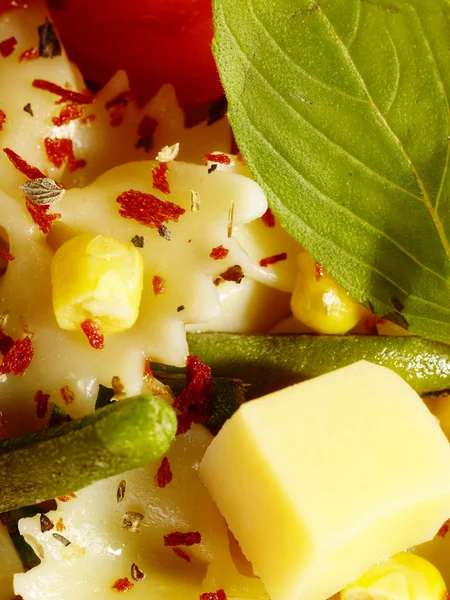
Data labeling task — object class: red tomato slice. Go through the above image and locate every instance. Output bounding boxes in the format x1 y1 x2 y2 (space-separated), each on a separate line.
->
47 0 223 109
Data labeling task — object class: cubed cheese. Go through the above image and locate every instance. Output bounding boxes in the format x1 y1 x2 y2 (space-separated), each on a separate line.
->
199 361 450 600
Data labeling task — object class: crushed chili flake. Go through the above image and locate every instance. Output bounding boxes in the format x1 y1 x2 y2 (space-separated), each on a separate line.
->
112 578 134 592
259 252 288 268
261 207 276 228
136 115 157 153
163 531 201 547
23 103 33 116
32 79 94 105
56 517 65 532
438 519 450 537
0 109 5 131
52 103 84 127
26 198 61 234
44 137 86 172
81 113 96 125
152 162 171 194
155 456 173 488
0 250 14 261
210 245 229 260
40 513 54 533
220 265 245 284
0 37 17 57
0 336 34 376
38 19 61 58
60 385 75 405
314 262 324 281
81 318 104 350
117 189 185 230
176 412 194 435
19 46 39 62
0 332 14 356
131 563 145 582
58 493 77 502
3 147 46 179
152 275 165 296
204 153 231 165
200 590 227 600
173 547 191 562
173 356 212 424
34 390 50 419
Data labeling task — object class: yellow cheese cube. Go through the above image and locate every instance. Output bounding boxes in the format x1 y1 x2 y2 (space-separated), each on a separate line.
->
199 361 450 600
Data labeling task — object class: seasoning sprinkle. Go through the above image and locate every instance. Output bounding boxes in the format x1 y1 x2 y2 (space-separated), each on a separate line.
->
190 190 200 213
208 164 218 175
200 590 227 600
19 46 39 62
40 513 54 533
0 37 17 58
56 518 65 532
52 533 71 546
131 235 144 248
122 512 144 533
227 200 235 238
117 480 126 503
58 493 77 502
25 199 61 234
210 245 229 260
3 147 46 179
163 531 201 547
60 385 75 405
173 356 212 424
204 153 231 166
152 275 165 296
81 319 104 350
23 103 33 116
156 143 179 163
117 189 185 230
172 547 191 562
261 207 276 227
0 250 14 262
0 109 5 131
44 137 86 172
21 177 65 205
220 265 245 284
112 578 134 592
155 457 173 488
32 79 94 105
152 162 171 194
52 103 84 127
34 390 50 419
259 252 288 267
177 305 185 312
131 563 145 582
0 336 34 376
158 225 172 241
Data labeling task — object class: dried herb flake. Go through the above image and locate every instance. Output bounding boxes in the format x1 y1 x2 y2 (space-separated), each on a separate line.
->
21 178 65 205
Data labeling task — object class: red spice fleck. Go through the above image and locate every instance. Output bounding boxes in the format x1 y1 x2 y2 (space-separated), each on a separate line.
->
0 336 34 376
3 147 46 179
117 189 185 230
58 493 77 502
204 153 231 165
18 46 39 62
32 79 94 105
152 275 165 296
81 114 96 125
163 531 201 547
210 245 229 260
105 91 130 127
259 252 288 267
176 412 194 435
60 385 75 405
261 207 276 228
438 520 450 537
172 548 191 562
0 36 17 57
44 138 86 172
52 103 84 127
26 198 61 234
0 332 14 356
34 390 49 419
105 91 130 111
155 457 173 488
200 590 227 600
152 162 171 194
173 356 212 424
80 319 104 350
112 578 134 592
0 250 14 261
314 262 324 281
0 109 5 131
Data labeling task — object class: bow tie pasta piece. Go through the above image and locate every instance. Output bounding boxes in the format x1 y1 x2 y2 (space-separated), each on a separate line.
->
14 421 268 600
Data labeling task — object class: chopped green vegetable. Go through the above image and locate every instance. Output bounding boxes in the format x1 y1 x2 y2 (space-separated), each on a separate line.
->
187 333 450 399
0 395 176 513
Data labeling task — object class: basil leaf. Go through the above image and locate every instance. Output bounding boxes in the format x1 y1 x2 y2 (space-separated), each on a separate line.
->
213 0 450 341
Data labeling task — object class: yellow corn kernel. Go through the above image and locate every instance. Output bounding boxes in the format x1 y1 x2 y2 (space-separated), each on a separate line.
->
341 553 447 600
51 234 144 335
290 252 364 334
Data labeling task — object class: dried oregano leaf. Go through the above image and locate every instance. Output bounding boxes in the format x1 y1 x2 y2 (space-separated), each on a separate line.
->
21 178 65 205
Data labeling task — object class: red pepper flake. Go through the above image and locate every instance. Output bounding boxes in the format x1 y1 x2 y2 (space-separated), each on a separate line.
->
0 336 33 376
19 46 39 62
259 252 288 267
136 115 157 152
176 412 194 435
172 547 191 562
32 79 94 105
173 356 212 424
163 531 201 547
80 318 104 350
0 332 14 356
203 153 231 165
26 198 61 234
314 262 324 281
52 103 84 127
112 578 134 593
3 147 46 179
152 162 171 194
44 137 86 172
0 250 14 261
261 207 276 228
438 519 450 537
0 36 17 57
155 457 173 488
34 390 49 419
81 114 96 125
60 385 75 405
210 245 229 260
117 189 185 230
58 493 77 502
152 275 165 296
200 591 227 600
0 109 5 131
